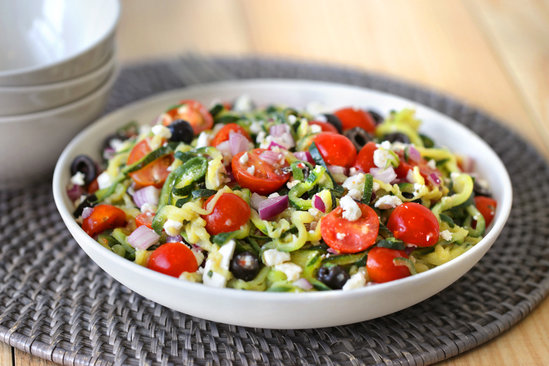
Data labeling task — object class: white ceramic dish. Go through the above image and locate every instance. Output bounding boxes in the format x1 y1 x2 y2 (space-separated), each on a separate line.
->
52 80 512 329
0 65 118 189
0 0 119 86
0 53 116 116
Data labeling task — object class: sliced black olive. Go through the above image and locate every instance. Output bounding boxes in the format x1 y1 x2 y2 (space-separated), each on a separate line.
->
322 113 343 133
343 127 374 151
168 119 194 143
473 179 492 197
230 251 260 281
317 265 349 289
367 109 384 125
70 155 97 185
73 194 97 218
382 132 411 144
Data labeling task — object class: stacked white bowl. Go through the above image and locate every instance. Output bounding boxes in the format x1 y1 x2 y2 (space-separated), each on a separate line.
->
0 0 120 189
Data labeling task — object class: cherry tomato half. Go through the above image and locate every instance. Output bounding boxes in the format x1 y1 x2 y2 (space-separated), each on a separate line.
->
135 212 154 229
232 148 291 195
395 152 442 186
320 202 379 253
387 202 439 247
474 196 497 226
353 141 378 173
147 242 198 277
164 99 214 135
202 193 251 235
309 121 338 133
82 204 127 237
210 123 251 147
333 107 376 133
366 247 411 283
313 132 357 168
127 138 174 188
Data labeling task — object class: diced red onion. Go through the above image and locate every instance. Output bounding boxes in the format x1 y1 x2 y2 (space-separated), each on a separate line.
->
293 278 313 291
312 194 326 213
259 150 282 165
428 172 442 185
371 167 397 183
273 132 295 149
67 184 83 201
250 192 266 210
166 235 183 243
269 124 290 137
460 156 475 172
293 151 315 164
408 146 421 163
229 131 251 155
133 186 160 209
127 226 160 250
82 207 93 219
268 141 286 150
328 165 347 176
216 140 232 157
258 195 289 220
327 247 339 254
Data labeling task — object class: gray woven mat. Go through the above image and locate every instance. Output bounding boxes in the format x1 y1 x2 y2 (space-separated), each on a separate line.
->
1 57 549 366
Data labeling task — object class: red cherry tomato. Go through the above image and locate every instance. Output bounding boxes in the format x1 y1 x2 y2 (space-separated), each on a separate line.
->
474 196 497 226
164 99 213 135
395 152 441 186
366 247 411 283
147 242 198 277
313 132 357 168
309 121 338 133
135 212 154 229
127 138 174 188
353 141 378 173
87 177 99 194
210 123 251 147
387 202 439 247
333 107 376 133
320 202 379 253
231 148 291 195
202 193 251 235
82 204 127 237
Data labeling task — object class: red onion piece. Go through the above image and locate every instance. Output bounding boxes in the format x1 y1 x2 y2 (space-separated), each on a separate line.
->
229 131 251 155
250 192 266 210
293 278 313 291
133 186 160 209
428 172 442 185
269 124 290 137
408 146 421 163
259 150 282 165
67 184 83 201
216 140 232 157
166 235 183 243
82 207 93 219
258 195 289 220
371 167 397 183
268 141 286 150
328 165 347 176
127 226 160 250
312 194 326 212
293 151 315 164
273 132 295 149
460 156 475 172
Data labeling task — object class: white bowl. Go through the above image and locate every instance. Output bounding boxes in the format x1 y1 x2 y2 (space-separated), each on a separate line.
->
0 65 118 189
52 80 512 329
0 53 116 116
0 0 120 87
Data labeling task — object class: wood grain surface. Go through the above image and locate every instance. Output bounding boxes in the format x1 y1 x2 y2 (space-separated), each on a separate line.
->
3 1 548 365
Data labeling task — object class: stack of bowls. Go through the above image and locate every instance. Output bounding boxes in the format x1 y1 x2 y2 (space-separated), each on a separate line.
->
0 0 120 189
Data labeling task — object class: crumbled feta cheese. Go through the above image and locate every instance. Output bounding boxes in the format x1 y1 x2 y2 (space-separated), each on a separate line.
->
373 148 391 168
372 182 380 192
374 195 403 209
305 101 330 115
391 142 408 152
336 232 346 240
256 131 266 145
263 249 291 266
427 159 437 169
233 94 253 112
239 152 249 164
310 124 322 134
203 240 236 288
349 167 359 176
342 267 367 290
192 248 205 266
413 183 425 195
274 263 302 281
96 172 112 189
71 171 86 186
440 230 453 241
268 192 280 198
249 122 263 134
195 132 211 148
287 180 301 189
163 219 183 236
140 203 156 213
109 138 125 151
342 173 365 200
287 115 297 124
246 165 255 175
379 140 392 150
340 195 362 221
139 124 152 136
151 124 172 139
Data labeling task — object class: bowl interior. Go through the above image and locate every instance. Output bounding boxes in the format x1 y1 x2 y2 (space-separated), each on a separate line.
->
53 79 512 328
0 0 119 74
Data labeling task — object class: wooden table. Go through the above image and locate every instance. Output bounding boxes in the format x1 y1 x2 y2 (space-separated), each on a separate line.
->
3 1 548 364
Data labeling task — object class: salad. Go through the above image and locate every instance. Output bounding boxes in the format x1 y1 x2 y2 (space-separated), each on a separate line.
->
67 96 498 292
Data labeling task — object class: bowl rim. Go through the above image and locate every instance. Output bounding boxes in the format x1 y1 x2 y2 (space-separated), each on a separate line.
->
0 63 119 124
52 78 513 304
0 0 120 79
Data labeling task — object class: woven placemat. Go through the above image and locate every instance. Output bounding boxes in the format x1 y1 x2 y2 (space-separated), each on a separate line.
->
1 57 549 366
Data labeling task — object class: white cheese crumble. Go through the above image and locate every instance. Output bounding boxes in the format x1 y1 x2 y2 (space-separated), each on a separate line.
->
140 203 157 214
246 165 255 175
342 267 368 291
151 124 172 139
96 172 112 190
263 249 291 266
71 172 86 186
374 195 403 209
305 101 330 116
427 159 437 169
233 94 253 112
256 131 266 145
192 248 205 266
202 240 236 288
249 122 263 134
274 263 302 281
340 195 362 221
195 132 211 148
342 173 366 200
239 152 249 164
309 124 322 134
163 219 183 236
286 180 301 189
379 140 392 150
336 232 347 240
372 182 381 192
373 148 391 168
287 115 297 124
440 230 453 241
